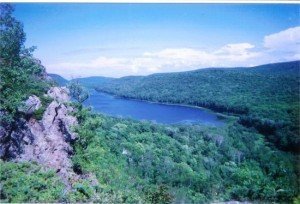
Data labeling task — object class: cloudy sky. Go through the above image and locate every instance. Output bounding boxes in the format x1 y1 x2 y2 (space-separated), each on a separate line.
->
14 3 300 79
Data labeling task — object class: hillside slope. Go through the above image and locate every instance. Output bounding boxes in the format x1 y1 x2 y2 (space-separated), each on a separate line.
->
1 4 299 203
49 74 113 89
49 73 69 86
97 61 300 152
72 76 113 88
97 61 299 118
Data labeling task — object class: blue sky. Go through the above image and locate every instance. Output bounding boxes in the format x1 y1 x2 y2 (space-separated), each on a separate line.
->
14 3 300 78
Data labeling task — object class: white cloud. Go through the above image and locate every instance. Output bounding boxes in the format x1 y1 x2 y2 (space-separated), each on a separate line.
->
215 43 260 62
262 26 300 62
215 43 254 55
144 48 209 60
132 44 259 73
58 57 128 69
47 57 131 79
47 26 300 79
264 26 300 52
140 48 217 71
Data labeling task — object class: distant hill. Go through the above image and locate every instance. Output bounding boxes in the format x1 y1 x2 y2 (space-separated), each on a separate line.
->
245 60 300 75
96 61 300 118
50 61 300 113
48 73 69 86
96 61 300 152
48 74 114 88
71 76 113 88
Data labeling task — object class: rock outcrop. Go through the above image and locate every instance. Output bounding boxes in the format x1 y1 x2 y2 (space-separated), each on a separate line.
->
0 87 81 187
17 87 79 186
0 114 34 159
47 86 70 103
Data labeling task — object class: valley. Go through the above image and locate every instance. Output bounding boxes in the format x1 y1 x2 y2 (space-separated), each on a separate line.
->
1 3 299 204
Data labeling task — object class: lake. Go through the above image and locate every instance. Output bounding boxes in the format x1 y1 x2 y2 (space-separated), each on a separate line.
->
84 90 225 126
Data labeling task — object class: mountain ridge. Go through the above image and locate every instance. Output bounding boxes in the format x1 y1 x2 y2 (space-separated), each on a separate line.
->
49 60 300 85
95 60 300 153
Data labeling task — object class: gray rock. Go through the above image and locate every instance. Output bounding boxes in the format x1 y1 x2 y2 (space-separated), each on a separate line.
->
1 87 99 189
47 87 70 103
16 87 79 187
19 95 42 115
0 117 34 160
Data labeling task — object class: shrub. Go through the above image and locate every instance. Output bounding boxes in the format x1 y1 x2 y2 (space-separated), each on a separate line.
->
0 160 64 202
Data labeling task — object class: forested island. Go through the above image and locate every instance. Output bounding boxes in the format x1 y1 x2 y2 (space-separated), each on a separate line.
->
0 4 299 203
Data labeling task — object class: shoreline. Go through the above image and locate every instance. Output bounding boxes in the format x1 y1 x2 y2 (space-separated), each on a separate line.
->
94 89 236 121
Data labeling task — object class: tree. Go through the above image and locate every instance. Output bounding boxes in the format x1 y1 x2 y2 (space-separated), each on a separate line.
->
0 4 25 66
67 80 89 103
0 3 48 122
145 185 173 204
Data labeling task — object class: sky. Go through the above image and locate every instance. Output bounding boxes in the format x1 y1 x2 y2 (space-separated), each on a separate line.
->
14 3 300 79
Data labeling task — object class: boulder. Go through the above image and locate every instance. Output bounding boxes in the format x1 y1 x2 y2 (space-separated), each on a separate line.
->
19 95 42 115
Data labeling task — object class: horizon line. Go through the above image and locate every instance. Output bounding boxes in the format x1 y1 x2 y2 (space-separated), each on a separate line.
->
48 59 300 80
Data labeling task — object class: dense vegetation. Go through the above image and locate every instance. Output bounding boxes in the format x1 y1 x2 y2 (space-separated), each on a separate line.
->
96 62 300 152
0 4 51 123
1 103 299 202
71 76 112 88
0 4 60 202
0 161 64 202
69 106 299 202
1 3 299 203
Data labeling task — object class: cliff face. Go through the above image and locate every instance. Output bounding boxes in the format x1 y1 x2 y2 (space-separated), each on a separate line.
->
0 87 81 187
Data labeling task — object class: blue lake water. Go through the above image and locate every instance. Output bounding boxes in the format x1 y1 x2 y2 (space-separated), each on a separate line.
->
84 90 225 126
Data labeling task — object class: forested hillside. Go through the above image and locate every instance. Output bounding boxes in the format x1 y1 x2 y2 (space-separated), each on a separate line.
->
72 76 113 88
48 73 68 86
49 74 113 88
69 107 299 203
97 61 299 119
96 61 300 152
1 4 299 203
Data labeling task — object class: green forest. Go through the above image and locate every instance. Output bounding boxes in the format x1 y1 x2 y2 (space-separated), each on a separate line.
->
96 62 300 153
0 4 299 203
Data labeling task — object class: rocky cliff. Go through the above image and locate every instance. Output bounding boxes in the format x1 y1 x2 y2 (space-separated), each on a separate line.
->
0 86 89 188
